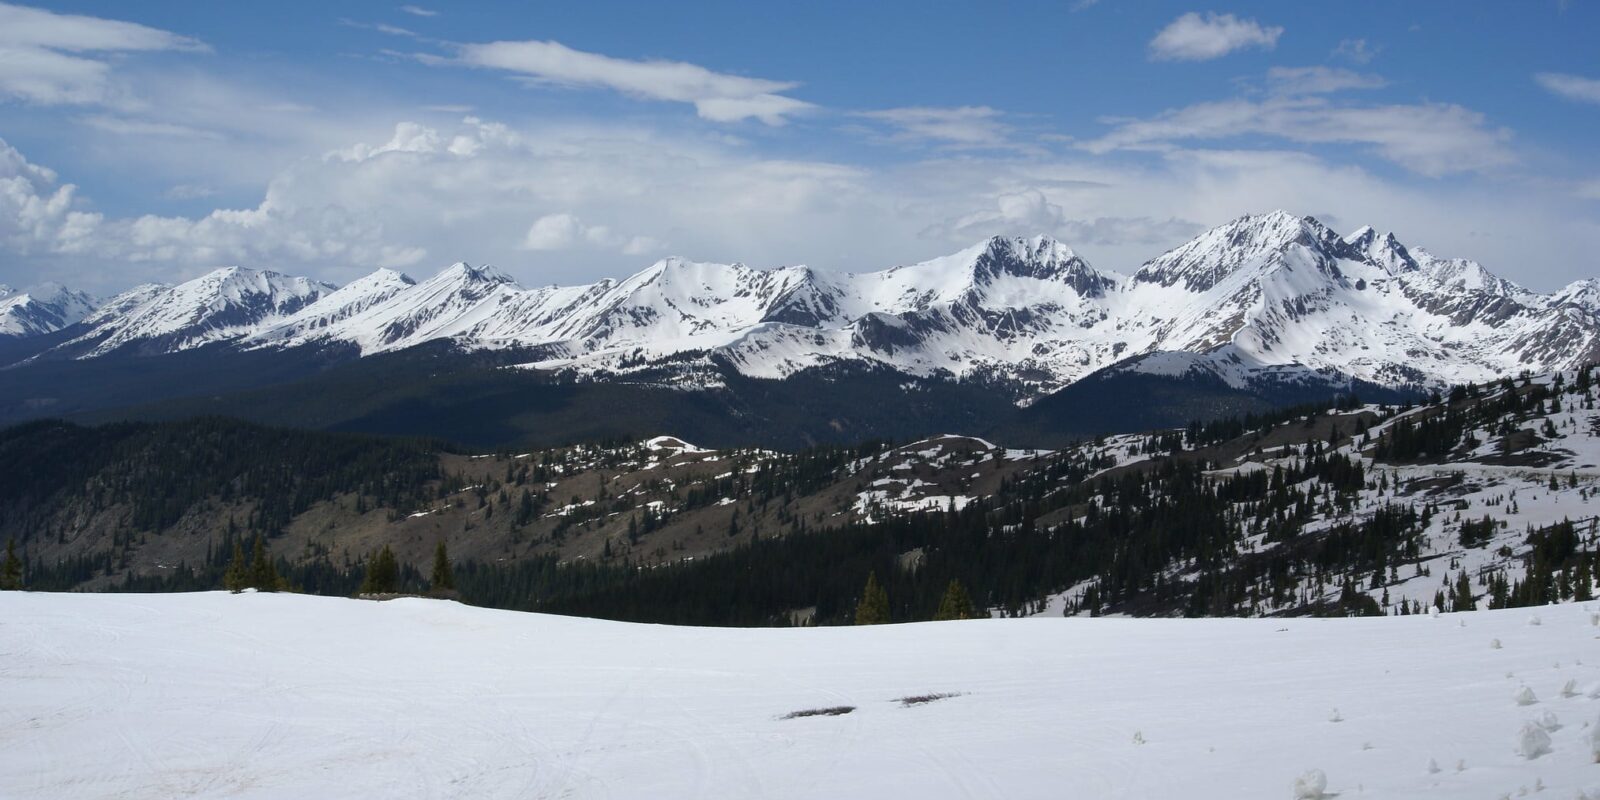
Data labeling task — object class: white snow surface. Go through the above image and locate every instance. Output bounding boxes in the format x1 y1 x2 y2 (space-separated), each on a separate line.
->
5 591 1600 799
33 212 1600 399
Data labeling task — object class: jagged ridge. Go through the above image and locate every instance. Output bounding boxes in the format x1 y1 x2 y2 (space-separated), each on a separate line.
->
12 214 1600 402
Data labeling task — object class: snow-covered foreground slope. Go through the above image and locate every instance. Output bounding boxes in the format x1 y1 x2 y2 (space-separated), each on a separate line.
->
4 592 1599 799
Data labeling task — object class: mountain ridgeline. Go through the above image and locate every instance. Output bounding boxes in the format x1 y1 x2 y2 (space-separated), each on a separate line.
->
5 366 1598 624
1 211 1595 447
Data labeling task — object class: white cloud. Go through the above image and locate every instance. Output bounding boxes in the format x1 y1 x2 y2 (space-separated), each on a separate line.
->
1083 95 1512 177
1265 66 1385 96
81 114 225 139
521 212 662 255
1148 12 1282 62
929 189 1202 246
331 120 447 160
399 5 437 17
0 2 206 106
340 19 418 39
856 106 1010 147
443 39 814 125
1535 72 1600 105
1332 38 1379 64
0 133 422 284
163 183 215 200
4 115 1597 295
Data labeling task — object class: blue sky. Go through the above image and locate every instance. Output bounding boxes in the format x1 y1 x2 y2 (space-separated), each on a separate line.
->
0 0 1597 293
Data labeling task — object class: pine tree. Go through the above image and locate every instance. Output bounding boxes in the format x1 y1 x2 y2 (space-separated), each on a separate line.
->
223 539 249 592
248 536 281 592
854 571 890 625
430 540 454 591
933 578 977 621
1452 571 1475 611
359 544 399 595
0 538 21 590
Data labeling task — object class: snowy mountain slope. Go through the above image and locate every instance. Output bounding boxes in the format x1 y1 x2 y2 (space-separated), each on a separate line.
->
0 282 96 337
46 267 335 358
24 213 1600 400
245 268 415 347
4 590 1599 800
1110 212 1600 392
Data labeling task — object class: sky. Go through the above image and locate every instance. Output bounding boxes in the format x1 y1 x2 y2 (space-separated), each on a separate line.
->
0 0 1597 295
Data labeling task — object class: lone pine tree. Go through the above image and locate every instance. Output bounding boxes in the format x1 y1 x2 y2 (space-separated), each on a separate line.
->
0 538 21 590
223 539 250 592
854 571 890 625
360 544 399 595
431 540 454 591
934 578 977 621
248 536 281 592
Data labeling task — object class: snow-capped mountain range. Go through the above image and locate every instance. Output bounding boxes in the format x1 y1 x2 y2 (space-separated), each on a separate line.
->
12 211 1600 401
0 282 96 338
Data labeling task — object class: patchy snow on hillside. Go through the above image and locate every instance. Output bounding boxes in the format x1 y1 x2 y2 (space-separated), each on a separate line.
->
4 591 1600 799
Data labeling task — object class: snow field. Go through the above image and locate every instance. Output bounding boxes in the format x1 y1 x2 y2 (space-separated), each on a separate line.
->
3 592 1600 799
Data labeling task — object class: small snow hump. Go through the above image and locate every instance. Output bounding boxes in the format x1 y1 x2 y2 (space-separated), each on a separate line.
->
1292 768 1328 799
1514 685 1538 706
1516 722 1552 760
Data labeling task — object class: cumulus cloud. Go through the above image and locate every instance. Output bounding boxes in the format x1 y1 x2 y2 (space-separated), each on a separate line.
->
0 119 875 288
440 39 813 125
0 1 206 106
0 133 422 283
1535 72 1600 105
1148 12 1282 62
0 136 99 255
5 114 1598 295
1083 95 1512 177
855 106 1011 147
521 212 662 255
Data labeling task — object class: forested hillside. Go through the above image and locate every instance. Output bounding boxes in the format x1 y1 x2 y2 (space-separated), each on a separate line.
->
3 367 1597 624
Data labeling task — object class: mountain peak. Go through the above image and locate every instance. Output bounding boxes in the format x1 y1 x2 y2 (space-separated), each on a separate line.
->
1344 225 1377 244
972 234 1110 295
368 267 416 285
0 280 97 338
437 262 516 287
1134 211 1335 292
1338 226 1419 274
